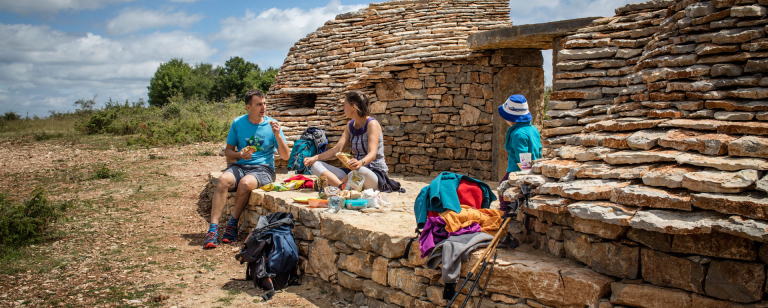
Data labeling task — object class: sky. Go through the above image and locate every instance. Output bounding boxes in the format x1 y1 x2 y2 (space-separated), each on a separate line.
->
0 0 636 117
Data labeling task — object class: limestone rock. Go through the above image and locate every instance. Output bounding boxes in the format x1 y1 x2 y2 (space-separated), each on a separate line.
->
387 267 428 297
466 246 612 308
657 129 737 155
527 195 575 215
629 209 720 235
627 129 667 150
705 260 765 303
642 164 701 189
714 111 756 121
604 149 679 165
627 228 673 252
539 180 630 201
538 159 582 179
372 257 389 286
556 145 588 160
658 119 728 131
573 217 628 239
586 119 665 132
338 251 375 278
575 147 617 161
599 164 658 180
611 184 692 210
641 249 706 293
681 170 758 193
713 215 768 243
672 231 757 261
695 191 768 219
728 136 768 158
376 81 406 101
676 152 768 171
589 242 639 279
718 121 768 136
567 201 637 226
610 283 693 308
542 126 585 138
309 238 339 281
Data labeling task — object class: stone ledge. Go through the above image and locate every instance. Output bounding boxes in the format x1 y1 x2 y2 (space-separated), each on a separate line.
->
468 17 603 50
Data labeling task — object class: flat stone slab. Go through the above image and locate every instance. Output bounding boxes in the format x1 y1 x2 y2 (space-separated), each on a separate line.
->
627 129 668 150
539 179 631 200
611 185 692 211
629 209 768 242
658 129 737 155
586 119 666 132
729 135 768 159
692 192 768 220
535 159 583 179
604 149 680 165
682 170 759 194
568 201 638 226
462 245 613 308
642 165 701 189
468 17 602 50
527 195 575 215
657 119 730 130
676 152 768 171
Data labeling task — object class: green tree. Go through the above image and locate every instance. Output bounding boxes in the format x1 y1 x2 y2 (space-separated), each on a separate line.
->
183 63 219 99
211 56 259 101
245 67 279 94
147 58 192 107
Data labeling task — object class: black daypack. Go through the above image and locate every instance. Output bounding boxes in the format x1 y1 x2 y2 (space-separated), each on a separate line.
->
235 212 300 301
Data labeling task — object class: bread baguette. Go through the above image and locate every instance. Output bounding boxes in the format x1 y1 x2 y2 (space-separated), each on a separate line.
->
335 152 354 169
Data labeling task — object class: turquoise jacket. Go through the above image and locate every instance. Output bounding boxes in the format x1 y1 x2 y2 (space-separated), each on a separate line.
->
505 121 542 172
413 172 497 226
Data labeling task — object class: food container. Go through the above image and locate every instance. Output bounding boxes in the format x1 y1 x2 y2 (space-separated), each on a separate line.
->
308 199 329 208
345 199 369 210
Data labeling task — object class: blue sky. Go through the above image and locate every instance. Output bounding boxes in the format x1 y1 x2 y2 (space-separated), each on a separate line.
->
0 0 634 117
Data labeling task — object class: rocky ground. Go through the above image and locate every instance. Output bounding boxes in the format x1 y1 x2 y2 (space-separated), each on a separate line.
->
0 137 357 308
0 136 465 308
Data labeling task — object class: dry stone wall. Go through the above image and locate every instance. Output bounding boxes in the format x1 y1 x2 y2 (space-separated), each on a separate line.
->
208 173 616 308
266 0 520 180
505 0 768 307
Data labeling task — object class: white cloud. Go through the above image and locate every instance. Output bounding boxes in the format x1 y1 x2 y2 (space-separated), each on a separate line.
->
508 0 635 85
0 0 133 15
213 0 367 56
509 0 635 25
0 23 217 116
107 7 204 35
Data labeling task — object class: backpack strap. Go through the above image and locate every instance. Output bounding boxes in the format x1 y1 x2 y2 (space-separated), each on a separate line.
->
400 227 422 260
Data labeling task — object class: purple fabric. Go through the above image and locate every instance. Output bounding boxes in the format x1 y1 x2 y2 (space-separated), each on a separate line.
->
419 216 483 258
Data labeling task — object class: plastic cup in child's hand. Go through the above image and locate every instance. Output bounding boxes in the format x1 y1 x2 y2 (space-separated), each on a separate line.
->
519 153 532 170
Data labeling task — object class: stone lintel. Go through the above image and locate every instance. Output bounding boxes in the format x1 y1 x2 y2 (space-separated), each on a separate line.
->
468 17 604 50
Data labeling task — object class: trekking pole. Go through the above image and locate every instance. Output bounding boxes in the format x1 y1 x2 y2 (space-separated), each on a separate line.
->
475 250 499 308
458 218 510 308
445 214 513 307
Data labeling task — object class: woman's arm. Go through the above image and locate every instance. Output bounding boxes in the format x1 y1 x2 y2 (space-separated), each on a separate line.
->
304 125 349 166
349 119 381 169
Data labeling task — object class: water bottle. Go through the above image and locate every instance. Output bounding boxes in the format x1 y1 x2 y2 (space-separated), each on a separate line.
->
328 196 343 213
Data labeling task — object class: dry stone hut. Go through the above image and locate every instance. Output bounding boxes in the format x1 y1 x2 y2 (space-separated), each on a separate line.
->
214 0 768 307
478 0 768 306
267 0 557 180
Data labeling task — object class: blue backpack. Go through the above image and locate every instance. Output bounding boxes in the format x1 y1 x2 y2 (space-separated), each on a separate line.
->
264 224 298 275
287 139 317 174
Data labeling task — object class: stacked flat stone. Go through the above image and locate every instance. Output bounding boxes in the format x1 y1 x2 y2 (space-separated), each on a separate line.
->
267 0 513 180
208 172 617 308
509 0 768 306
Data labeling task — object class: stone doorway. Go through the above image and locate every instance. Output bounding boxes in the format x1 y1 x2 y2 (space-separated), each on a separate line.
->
490 49 545 181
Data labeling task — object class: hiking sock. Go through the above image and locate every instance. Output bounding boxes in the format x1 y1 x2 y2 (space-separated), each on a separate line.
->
227 217 239 228
209 223 219 234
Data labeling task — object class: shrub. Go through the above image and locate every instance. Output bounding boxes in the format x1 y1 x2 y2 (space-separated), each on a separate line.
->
3 111 21 121
0 187 69 248
91 166 125 180
77 110 117 134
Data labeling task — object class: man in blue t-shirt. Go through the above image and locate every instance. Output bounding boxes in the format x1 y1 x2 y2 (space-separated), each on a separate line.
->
204 89 289 249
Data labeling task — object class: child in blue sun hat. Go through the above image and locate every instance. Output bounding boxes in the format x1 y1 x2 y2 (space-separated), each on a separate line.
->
497 94 542 211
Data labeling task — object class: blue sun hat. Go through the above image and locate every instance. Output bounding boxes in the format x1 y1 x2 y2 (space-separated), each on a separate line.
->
498 94 532 122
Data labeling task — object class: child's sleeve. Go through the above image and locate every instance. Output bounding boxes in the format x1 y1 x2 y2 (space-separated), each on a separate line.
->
510 133 530 165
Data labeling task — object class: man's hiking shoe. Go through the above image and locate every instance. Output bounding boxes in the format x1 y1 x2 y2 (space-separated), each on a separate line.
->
221 224 238 243
204 231 218 249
